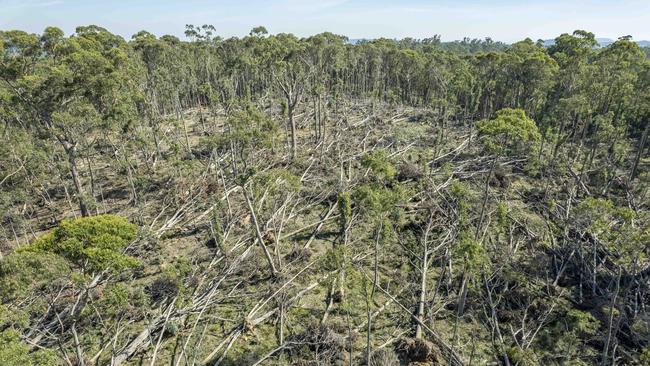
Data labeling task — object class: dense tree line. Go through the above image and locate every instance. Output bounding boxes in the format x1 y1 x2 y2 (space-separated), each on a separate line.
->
3 27 650 220
1 25 649 365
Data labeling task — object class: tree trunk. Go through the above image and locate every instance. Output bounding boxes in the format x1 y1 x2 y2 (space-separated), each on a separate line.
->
66 145 89 217
243 187 278 276
601 269 621 365
182 117 192 155
372 223 382 298
476 156 497 240
288 96 297 160
366 291 372 366
630 121 649 181
416 235 429 339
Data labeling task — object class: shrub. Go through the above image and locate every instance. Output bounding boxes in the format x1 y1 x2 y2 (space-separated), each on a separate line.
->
362 150 396 181
21 214 138 274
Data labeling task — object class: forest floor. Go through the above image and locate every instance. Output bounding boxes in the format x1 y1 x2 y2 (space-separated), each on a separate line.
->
9 99 650 365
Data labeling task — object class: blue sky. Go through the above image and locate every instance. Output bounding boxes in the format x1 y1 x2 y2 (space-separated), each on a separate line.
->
2 0 650 42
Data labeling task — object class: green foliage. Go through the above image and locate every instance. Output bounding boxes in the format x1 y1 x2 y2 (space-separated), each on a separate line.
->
450 180 470 198
0 26 140 215
249 26 268 37
449 180 472 224
537 308 599 364
22 214 138 274
0 305 29 329
574 198 650 267
506 346 538 366
455 229 486 271
502 39 559 114
567 309 600 336
0 127 53 230
252 168 301 197
353 183 407 222
477 108 541 155
496 201 509 226
323 245 347 271
0 329 57 366
361 150 396 181
95 283 148 319
205 103 277 176
0 250 69 301
641 347 650 364
337 191 352 239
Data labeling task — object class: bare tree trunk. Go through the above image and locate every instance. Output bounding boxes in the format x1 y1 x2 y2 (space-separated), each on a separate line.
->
372 223 383 298
71 322 85 366
601 269 621 365
630 121 649 181
416 212 433 339
415 244 428 339
182 117 192 155
476 156 497 240
243 187 278 276
366 290 372 366
288 96 297 160
66 144 89 217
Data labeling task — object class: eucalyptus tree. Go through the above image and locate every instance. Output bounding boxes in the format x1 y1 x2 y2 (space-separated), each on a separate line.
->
592 37 645 118
262 33 312 160
1 215 138 364
395 49 426 104
539 31 599 186
473 52 504 119
572 38 645 191
629 61 650 181
547 30 598 101
0 117 54 247
420 49 457 111
501 39 558 119
235 30 265 101
353 150 407 363
131 31 164 112
476 108 541 236
305 32 346 141
131 30 170 161
0 26 140 217
184 24 223 107
207 103 280 275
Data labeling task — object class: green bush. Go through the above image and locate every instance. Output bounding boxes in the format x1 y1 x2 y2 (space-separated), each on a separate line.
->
0 251 69 301
0 329 57 366
21 214 138 274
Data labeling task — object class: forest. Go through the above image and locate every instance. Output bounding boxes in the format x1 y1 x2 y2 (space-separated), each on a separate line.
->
0 25 649 365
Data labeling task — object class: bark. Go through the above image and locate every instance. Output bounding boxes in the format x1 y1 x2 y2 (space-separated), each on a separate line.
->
366 290 372 366
415 245 428 338
630 121 649 181
601 269 622 365
71 323 85 366
416 212 434 339
288 95 297 160
65 143 89 217
476 156 497 240
243 187 279 276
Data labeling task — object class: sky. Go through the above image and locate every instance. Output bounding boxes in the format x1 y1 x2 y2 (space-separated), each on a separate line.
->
1 0 650 43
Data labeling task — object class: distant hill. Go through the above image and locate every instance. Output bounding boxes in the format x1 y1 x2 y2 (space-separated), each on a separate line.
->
347 38 366 45
346 38 509 53
542 37 650 48
350 37 650 49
